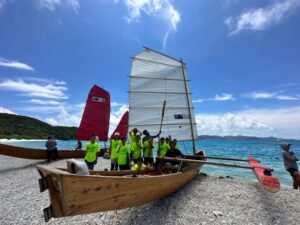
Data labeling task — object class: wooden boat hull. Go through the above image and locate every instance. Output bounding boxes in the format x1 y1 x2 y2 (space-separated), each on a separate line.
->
248 157 280 193
36 151 205 221
0 143 105 159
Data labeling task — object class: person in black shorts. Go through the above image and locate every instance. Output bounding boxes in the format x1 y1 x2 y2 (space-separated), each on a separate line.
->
281 143 300 189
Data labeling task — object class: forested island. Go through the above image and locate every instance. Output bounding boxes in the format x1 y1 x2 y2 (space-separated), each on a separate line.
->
0 113 77 140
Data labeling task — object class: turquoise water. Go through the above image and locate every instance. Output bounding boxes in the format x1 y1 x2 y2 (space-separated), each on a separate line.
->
3 139 300 188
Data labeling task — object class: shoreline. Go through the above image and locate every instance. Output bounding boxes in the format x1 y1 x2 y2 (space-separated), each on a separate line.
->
0 139 47 142
0 155 299 225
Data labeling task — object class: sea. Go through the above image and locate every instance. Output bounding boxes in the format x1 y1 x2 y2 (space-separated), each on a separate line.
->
2 139 300 188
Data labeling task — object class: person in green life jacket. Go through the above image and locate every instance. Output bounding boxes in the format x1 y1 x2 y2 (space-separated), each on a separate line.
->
117 137 131 170
143 137 155 166
84 135 100 170
131 157 147 171
131 135 142 163
109 132 121 171
158 137 169 157
128 128 142 147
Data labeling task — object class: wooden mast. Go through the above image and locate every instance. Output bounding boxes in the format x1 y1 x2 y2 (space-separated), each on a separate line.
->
180 59 196 154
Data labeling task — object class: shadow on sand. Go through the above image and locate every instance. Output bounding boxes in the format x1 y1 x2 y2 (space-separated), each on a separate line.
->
0 160 47 175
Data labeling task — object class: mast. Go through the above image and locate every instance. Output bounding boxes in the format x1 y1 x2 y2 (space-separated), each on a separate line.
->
180 59 196 154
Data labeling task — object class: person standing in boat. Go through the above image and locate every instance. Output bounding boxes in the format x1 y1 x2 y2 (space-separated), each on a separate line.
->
143 137 155 165
131 135 142 163
128 128 141 146
75 140 82 151
281 143 300 189
142 130 161 143
45 136 58 163
158 137 169 157
84 135 100 170
116 137 131 170
109 132 121 171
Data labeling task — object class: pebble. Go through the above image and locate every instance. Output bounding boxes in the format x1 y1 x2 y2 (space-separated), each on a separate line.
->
0 155 300 225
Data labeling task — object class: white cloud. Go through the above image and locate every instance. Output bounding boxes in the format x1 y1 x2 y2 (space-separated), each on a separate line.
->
0 106 15 114
196 106 300 139
42 102 129 136
28 99 62 105
36 0 80 13
0 79 68 99
109 103 128 136
225 0 300 34
245 91 300 100
0 57 34 71
193 93 235 103
118 0 180 48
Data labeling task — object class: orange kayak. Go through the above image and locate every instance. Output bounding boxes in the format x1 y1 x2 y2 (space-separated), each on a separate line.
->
248 157 280 192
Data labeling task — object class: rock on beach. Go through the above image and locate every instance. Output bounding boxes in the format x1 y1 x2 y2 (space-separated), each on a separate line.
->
0 155 299 225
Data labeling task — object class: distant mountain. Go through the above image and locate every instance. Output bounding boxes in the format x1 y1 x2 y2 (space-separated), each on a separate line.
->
0 113 77 140
198 135 297 142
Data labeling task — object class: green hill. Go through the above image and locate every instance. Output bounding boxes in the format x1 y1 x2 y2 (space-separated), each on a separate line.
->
0 113 77 140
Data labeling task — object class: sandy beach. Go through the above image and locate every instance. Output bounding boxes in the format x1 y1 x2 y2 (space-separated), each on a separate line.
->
0 155 299 225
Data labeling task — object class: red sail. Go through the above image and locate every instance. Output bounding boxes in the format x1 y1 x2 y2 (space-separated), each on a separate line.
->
110 111 129 139
76 85 110 141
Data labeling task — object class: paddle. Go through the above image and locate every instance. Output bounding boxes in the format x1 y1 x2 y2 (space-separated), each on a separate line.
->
158 100 167 135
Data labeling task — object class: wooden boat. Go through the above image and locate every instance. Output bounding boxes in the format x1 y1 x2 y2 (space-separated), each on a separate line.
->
248 157 280 192
0 143 105 159
37 151 205 221
36 47 204 221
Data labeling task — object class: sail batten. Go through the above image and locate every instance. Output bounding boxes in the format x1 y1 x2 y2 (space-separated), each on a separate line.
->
129 48 198 142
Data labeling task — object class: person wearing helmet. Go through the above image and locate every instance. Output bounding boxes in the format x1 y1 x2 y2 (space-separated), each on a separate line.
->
109 132 121 170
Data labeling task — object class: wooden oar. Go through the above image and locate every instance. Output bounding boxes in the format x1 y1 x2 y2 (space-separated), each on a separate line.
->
159 100 167 134
187 154 260 163
162 157 254 169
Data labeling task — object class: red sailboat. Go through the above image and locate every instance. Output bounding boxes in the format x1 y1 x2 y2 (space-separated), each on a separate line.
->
110 111 129 139
76 85 110 141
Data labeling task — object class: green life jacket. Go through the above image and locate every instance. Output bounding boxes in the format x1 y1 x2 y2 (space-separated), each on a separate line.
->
131 141 142 159
159 142 169 157
132 163 146 171
143 140 154 158
117 144 130 165
110 139 121 159
84 142 100 162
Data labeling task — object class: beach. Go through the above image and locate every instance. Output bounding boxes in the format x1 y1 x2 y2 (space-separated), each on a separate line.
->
0 155 299 225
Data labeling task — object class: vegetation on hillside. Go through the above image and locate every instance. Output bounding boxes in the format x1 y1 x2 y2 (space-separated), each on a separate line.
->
0 113 77 140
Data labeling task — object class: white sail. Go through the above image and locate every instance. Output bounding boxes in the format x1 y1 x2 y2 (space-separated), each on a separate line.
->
129 47 198 142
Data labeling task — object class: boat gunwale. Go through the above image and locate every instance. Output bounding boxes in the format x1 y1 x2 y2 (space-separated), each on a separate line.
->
36 165 201 180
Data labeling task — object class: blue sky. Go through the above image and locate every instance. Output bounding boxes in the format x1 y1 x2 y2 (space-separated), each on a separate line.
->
0 0 300 139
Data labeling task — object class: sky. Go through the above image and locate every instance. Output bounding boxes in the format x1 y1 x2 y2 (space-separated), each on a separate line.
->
0 0 300 139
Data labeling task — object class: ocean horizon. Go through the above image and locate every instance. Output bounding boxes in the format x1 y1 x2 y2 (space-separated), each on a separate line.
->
1 139 299 188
